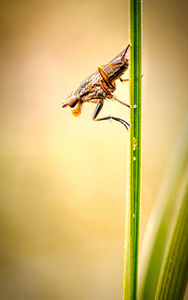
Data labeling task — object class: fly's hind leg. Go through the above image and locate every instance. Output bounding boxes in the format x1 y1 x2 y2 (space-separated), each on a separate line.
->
98 63 121 89
113 95 131 108
99 81 131 108
98 67 130 108
92 100 131 130
119 77 129 82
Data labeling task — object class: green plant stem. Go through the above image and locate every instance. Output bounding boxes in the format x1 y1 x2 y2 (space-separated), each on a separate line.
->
154 166 188 300
123 0 143 299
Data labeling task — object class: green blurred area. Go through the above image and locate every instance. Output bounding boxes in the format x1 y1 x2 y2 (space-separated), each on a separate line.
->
0 0 188 299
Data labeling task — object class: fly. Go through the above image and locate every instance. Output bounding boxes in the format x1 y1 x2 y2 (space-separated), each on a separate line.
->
62 44 131 129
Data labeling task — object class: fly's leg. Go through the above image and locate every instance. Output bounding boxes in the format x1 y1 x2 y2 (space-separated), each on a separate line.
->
92 100 104 120
99 81 131 108
119 77 129 82
98 64 130 108
98 63 122 89
95 115 130 130
92 100 131 130
113 95 131 108
119 74 143 83
99 81 113 97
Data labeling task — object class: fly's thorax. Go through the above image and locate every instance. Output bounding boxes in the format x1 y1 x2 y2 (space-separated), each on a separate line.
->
78 82 107 102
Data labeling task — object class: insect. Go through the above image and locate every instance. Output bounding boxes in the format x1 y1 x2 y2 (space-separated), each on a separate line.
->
62 44 131 129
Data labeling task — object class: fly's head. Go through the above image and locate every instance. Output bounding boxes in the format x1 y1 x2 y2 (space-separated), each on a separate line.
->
62 96 83 117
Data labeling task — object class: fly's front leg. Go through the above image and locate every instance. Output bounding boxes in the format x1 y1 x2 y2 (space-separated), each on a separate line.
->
95 115 130 130
99 80 131 108
92 100 104 120
92 100 131 130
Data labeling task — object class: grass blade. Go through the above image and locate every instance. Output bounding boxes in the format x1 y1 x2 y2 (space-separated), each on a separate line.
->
123 0 143 299
154 165 188 300
139 115 188 300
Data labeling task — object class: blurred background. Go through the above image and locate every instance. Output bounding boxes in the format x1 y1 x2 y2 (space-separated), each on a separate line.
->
0 0 187 299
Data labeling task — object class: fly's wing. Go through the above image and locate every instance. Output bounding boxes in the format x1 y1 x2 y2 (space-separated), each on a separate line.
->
77 44 130 93
74 44 130 98
77 71 99 90
75 70 101 98
101 44 130 82
108 44 130 65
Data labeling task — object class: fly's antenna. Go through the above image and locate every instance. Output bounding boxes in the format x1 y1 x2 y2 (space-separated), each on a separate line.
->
62 94 70 108
62 102 68 108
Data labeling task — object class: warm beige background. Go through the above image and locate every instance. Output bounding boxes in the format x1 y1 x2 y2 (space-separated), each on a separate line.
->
0 0 187 299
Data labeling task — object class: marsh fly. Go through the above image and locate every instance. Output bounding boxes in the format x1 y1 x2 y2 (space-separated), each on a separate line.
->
62 44 131 129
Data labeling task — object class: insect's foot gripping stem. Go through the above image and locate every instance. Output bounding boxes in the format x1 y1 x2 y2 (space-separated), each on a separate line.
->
94 115 131 130
92 100 130 129
119 77 129 82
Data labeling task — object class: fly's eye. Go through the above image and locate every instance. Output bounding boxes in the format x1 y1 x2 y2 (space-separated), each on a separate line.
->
68 96 78 108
